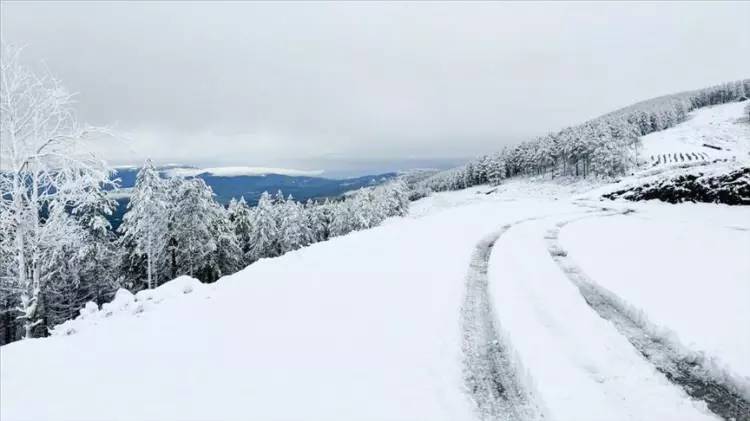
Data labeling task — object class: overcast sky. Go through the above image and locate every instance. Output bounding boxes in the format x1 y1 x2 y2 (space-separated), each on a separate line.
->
2 1 748 174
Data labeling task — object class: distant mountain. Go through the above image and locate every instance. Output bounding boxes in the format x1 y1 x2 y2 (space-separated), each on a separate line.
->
108 166 397 230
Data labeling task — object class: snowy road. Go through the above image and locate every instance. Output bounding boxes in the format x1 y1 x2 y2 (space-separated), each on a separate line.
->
2 183 749 421
461 223 545 421
547 209 750 420
485 211 719 421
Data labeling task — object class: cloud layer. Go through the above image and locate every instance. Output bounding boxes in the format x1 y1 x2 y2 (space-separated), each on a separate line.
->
2 2 748 172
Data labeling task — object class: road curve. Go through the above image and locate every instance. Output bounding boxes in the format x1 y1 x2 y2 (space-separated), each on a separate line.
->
547 211 750 421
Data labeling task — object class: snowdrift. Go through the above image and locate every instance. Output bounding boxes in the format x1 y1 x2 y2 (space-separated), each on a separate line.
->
52 276 207 337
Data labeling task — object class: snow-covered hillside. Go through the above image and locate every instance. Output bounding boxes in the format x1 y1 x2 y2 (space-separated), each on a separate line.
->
3 99 750 421
2 178 749 421
641 101 750 167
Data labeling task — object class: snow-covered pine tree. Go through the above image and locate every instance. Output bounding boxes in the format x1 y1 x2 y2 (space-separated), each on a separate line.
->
310 199 333 242
329 199 355 237
353 188 383 230
486 152 505 185
227 196 255 264
118 159 170 290
277 195 307 254
383 179 410 217
303 199 323 243
248 191 279 261
44 188 121 328
274 190 286 205
200 201 242 283
169 178 219 278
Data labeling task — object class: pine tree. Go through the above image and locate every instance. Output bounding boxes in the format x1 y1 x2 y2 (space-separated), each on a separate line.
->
228 196 255 264
201 203 242 283
277 195 306 253
118 159 170 290
169 178 219 278
248 191 278 261
329 199 355 237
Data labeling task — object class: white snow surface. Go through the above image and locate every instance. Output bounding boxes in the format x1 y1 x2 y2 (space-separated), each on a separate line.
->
2 190 515 421
560 203 750 380
164 166 325 178
640 101 750 166
4 98 748 421
4 179 745 420
489 214 717 421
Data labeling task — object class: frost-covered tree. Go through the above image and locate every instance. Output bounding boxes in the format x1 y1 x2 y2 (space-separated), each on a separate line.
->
352 188 384 230
306 199 332 242
0 43 115 338
486 152 505 185
248 191 278 261
200 202 242 283
329 199 355 237
44 190 121 327
228 196 255 264
277 195 308 253
415 78 749 192
118 159 169 290
381 179 410 217
169 178 219 278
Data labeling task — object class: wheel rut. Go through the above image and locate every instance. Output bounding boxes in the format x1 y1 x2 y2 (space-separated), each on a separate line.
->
546 210 750 421
461 219 546 421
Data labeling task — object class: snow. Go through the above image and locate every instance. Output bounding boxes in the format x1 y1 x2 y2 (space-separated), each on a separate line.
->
3 105 749 419
164 166 325 178
559 203 750 381
489 214 716 421
3 180 743 420
52 276 208 336
640 101 750 166
1 197 509 421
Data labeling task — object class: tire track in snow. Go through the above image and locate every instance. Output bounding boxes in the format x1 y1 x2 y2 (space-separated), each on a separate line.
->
546 210 750 421
461 219 546 421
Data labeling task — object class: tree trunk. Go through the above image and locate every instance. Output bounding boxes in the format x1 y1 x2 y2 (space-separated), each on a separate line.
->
147 238 153 289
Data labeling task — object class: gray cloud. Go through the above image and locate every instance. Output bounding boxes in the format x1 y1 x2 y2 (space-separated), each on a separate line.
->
2 1 748 172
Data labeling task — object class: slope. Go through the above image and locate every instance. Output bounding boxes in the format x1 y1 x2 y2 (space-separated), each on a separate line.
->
3 100 749 421
640 100 750 167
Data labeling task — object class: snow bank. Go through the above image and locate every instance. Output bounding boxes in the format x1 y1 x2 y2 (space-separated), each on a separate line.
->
52 276 206 337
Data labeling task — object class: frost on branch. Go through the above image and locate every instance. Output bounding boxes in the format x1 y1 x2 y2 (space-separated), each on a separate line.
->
0 43 117 340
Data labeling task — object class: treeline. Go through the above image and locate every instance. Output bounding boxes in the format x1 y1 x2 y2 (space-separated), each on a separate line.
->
418 79 749 193
0 158 410 344
0 44 411 345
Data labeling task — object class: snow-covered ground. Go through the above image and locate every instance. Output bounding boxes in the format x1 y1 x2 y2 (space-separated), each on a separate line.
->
1 186 567 421
560 203 750 379
3 103 749 421
489 213 719 420
640 101 750 166
3 179 747 420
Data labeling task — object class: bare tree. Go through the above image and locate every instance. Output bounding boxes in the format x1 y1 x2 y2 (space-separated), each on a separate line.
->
0 43 113 338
